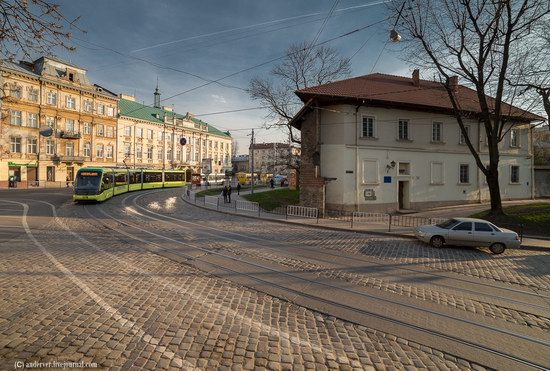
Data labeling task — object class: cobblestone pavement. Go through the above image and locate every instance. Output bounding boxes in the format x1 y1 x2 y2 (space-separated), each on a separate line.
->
138 194 550 332
1 191 548 370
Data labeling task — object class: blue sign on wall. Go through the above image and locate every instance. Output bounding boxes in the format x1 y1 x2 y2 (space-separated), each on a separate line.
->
384 176 392 184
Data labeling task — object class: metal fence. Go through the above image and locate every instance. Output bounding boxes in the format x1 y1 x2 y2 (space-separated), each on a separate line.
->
181 186 455 232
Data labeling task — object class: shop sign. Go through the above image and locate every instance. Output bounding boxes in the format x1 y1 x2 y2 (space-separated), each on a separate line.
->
8 161 37 167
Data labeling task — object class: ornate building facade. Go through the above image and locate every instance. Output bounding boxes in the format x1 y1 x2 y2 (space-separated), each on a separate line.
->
0 57 118 187
118 92 232 178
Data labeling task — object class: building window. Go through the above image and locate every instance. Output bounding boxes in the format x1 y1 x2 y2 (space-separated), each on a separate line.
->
10 84 22 98
124 126 131 137
46 140 55 155
84 100 92 112
510 165 520 184
431 162 444 185
66 96 75 109
136 145 142 160
147 146 153 160
46 116 56 129
107 106 114 117
105 145 113 159
167 148 172 161
432 122 442 142
47 91 57 105
106 126 114 138
27 113 38 128
46 166 55 181
361 116 375 138
65 119 75 133
361 159 379 184
158 147 164 160
65 142 74 156
11 110 22 126
147 129 154 140
510 129 519 147
459 164 470 184
96 124 104 136
10 137 22 153
158 131 164 141
27 138 37 154
459 125 470 144
83 122 91 134
398 119 410 140
28 88 39 102
124 144 131 157
96 144 104 158
137 127 143 138
97 104 105 115
84 143 91 157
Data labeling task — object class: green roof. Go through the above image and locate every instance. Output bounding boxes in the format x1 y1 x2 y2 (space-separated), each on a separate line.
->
118 98 231 138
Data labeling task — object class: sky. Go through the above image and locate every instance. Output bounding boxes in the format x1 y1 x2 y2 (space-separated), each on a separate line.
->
49 0 411 154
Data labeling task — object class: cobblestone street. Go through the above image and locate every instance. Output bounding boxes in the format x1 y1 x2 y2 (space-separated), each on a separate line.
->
1 189 549 370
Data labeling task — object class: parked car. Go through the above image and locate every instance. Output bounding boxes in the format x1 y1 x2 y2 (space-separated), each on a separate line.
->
414 217 521 254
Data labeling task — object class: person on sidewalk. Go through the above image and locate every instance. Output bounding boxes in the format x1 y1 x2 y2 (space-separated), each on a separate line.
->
237 183 241 195
270 178 274 188
222 186 228 203
227 185 232 203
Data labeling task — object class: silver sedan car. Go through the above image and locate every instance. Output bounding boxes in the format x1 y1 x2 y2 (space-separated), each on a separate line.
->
414 217 521 254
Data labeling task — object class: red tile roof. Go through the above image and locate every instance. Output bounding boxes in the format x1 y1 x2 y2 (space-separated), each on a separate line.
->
295 73 542 122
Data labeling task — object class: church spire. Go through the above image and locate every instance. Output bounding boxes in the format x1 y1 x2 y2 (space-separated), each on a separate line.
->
154 79 161 108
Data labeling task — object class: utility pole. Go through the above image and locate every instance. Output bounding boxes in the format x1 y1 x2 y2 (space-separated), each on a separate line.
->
250 128 255 194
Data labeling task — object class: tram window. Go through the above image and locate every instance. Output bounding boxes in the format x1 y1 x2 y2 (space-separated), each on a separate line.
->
144 172 162 182
115 173 128 185
101 174 114 191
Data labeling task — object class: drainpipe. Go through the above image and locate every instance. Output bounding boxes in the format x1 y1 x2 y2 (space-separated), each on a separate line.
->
355 105 360 211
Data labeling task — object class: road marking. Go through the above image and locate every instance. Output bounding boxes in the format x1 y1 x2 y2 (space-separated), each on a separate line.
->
5 200 195 370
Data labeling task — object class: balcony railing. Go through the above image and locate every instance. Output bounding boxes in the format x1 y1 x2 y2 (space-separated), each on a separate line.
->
60 155 86 163
57 131 81 139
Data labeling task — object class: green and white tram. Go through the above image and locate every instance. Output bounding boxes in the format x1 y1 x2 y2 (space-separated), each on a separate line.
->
73 167 186 202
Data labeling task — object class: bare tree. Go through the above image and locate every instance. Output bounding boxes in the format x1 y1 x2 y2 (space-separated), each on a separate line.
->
392 0 549 214
507 22 550 126
0 0 81 60
248 41 351 144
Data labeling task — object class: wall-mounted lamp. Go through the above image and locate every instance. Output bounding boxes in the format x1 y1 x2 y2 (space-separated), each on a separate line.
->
390 29 401 42
386 160 396 173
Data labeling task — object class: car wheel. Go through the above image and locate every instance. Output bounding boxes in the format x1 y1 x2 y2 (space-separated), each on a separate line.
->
490 243 506 255
430 236 445 248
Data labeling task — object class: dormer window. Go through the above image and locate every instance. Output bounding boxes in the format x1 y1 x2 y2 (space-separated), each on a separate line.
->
66 69 76 82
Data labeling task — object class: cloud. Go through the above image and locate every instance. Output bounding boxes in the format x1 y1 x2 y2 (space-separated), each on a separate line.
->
211 94 227 104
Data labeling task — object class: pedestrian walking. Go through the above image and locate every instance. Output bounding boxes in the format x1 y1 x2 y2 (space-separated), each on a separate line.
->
66 176 70 188
237 183 241 195
227 185 232 203
269 178 274 188
222 186 228 203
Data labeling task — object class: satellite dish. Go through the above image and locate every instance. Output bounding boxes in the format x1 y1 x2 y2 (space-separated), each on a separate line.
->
39 126 53 137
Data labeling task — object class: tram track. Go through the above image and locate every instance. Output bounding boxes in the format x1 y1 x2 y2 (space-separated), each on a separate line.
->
126 191 550 321
80 190 550 370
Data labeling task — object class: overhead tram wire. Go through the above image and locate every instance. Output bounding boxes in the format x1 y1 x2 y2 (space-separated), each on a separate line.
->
86 1 389 74
130 0 392 53
118 17 390 119
73 37 246 92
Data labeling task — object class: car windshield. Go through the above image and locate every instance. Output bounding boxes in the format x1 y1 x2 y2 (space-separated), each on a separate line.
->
435 219 460 229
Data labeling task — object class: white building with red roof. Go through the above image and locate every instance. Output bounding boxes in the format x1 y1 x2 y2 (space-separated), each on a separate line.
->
290 71 543 213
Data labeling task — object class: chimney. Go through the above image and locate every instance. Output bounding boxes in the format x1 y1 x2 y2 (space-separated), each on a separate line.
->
412 69 420 87
448 76 459 93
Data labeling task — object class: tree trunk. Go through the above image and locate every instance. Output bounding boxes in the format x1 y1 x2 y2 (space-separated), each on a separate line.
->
486 172 504 215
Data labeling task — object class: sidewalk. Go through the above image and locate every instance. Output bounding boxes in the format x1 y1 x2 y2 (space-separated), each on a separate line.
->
184 187 550 250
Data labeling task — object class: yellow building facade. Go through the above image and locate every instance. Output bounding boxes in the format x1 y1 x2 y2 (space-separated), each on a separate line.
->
0 57 118 188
